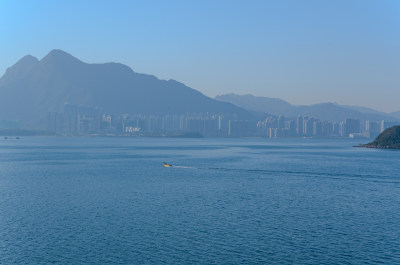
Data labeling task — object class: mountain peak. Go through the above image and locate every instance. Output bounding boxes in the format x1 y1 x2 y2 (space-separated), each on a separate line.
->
17 54 39 65
40 49 82 66
46 49 74 58
9 55 39 70
0 50 253 128
1 55 39 80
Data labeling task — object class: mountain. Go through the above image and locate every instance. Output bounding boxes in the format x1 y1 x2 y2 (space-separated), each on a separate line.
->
360 126 400 149
340 105 387 115
215 93 292 115
215 93 398 122
0 50 252 129
288 103 397 122
390 111 400 119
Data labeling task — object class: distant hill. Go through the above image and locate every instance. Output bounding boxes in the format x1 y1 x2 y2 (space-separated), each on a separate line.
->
215 93 292 115
390 111 400 119
360 126 400 149
215 93 398 122
0 50 252 129
340 105 387 115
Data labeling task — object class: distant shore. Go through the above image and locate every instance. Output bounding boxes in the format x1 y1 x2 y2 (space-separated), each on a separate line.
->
356 126 400 149
355 144 400 149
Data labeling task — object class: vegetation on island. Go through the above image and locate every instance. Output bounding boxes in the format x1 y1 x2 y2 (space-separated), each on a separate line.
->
359 126 400 149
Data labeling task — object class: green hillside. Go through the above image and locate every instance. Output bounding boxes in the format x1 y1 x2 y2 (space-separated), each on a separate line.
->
361 126 400 149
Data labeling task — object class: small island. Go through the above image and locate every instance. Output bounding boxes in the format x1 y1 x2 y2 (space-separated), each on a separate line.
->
359 126 400 149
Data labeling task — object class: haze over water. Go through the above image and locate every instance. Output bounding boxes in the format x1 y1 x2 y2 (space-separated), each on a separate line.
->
1 137 399 264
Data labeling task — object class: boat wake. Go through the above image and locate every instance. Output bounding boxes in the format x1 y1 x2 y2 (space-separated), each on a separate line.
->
164 164 398 183
172 165 197 169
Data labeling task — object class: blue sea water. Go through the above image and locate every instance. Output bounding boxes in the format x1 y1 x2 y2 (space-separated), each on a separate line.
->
0 137 399 264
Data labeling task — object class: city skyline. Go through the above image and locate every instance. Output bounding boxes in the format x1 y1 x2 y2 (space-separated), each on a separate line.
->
1 0 400 112
46 102 398 139
3 47 399 137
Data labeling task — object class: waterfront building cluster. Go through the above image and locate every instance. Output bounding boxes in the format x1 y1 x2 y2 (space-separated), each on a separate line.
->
48 104 399 138
257 116 398 139
47 104 253 137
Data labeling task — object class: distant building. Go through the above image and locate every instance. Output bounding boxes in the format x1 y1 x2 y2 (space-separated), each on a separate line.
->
47 112 64 133
303 117 314 137
339 122 346 137
229 120 252 137
322 121 333 136
296 116 303 136
380 120 400 133
277 115 285 129
365 121 380 138
345 118 360 137
285 120 296 137
313 120 322 136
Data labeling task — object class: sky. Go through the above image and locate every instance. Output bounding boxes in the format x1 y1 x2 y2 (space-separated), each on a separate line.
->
1 0 399 112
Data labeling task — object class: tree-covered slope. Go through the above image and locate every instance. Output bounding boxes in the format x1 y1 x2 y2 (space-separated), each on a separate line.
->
361 126 400 149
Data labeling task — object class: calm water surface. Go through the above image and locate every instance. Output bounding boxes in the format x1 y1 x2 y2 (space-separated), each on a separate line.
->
0 137 399 264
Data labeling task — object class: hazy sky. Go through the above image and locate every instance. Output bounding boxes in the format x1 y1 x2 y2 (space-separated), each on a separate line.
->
1 0 399 112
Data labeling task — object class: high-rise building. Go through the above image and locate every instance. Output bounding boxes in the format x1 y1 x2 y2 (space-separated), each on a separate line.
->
380 120 400 133
322 121 333 136
313 120 322 136
296 116 303 136
303 117 314 136
365 121 380 138
345 118 360 136
339 122 346 137
47 112 64 133
332 122 339 136
285 120 296 137
277 115 285 129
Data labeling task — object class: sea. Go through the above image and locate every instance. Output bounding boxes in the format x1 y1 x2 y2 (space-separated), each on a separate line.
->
0 137 399 264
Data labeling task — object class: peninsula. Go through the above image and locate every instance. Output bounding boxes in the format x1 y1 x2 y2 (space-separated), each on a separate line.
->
359 126 400 149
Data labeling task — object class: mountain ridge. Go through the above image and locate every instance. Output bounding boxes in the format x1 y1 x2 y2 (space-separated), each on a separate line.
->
0 50 253 129
215 93 398 122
